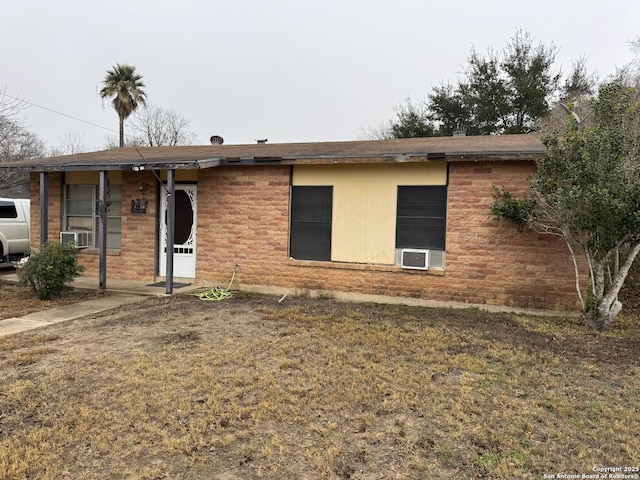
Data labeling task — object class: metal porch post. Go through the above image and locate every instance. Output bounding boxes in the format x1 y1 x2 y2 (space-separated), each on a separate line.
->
39 172 48 244
165 169 175 294
98 171 108 289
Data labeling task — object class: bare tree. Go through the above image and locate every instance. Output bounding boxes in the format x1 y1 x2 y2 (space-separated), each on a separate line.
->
48 133 88 157
357 123 393 140
0 87 28 121
102 134 142 150
130 103 197 147
0 89 45 194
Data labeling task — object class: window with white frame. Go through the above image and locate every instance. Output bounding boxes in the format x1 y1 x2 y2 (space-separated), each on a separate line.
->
64 184 122 249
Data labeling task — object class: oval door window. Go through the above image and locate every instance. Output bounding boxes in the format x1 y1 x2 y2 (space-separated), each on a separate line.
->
174 190 193 245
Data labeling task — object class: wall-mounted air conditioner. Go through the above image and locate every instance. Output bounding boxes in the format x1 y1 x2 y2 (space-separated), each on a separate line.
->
60 231 91 249
400 248 430 270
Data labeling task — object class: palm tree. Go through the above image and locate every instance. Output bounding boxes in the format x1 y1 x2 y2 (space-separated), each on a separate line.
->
99 64 147 147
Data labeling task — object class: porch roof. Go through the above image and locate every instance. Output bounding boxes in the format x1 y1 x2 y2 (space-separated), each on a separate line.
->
2 133 545 172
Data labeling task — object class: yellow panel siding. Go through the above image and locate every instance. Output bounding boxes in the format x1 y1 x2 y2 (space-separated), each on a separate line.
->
159 170 198 182
331 166 395 264
293 162 447 265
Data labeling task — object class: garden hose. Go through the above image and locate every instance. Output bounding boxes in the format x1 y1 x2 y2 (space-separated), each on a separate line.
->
190 271 235 301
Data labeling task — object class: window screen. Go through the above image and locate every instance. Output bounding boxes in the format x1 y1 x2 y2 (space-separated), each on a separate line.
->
290 186 332 261
396 186 447 250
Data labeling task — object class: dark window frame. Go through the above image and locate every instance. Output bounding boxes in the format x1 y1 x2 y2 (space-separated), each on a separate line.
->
396 185 447 251
289 186 332 261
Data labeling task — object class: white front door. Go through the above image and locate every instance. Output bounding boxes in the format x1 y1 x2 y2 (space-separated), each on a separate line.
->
159 184 197 278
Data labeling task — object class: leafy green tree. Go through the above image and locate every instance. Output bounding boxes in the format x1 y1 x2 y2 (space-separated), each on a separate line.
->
540 58 598 135
388 99 438 138
358 100 439 140
561 57 597 99
492 80 640 330
427 84 472 136
380 30 561 138
99 64 147 148
428 30 560 135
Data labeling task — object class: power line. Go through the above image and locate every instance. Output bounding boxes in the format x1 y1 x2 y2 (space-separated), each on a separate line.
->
1 91 117 133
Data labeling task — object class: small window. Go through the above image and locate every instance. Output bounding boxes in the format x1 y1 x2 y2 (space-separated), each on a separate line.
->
290 186 332 261
396 186 447 250
0 201 18 219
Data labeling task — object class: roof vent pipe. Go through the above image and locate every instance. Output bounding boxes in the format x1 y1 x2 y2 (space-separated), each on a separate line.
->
210 135 224 145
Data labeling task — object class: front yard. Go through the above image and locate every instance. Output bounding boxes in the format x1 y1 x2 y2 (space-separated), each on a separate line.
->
0 292 638 479
0 279 104 320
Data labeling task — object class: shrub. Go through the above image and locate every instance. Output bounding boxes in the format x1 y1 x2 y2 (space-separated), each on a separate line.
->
19 242 84 300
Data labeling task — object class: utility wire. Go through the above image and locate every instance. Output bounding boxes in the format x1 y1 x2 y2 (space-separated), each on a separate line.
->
135 147 168 192
1 91 117 133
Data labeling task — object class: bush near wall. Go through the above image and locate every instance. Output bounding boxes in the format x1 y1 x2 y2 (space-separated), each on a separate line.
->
19 242 84 300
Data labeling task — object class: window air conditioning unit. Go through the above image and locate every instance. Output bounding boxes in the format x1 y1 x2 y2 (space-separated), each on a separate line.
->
60 231 90 249
400 248 430 270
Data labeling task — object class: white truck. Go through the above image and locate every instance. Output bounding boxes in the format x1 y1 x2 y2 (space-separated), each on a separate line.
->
0 198 30 263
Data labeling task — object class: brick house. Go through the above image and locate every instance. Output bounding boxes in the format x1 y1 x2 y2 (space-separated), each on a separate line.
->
4 134 581 311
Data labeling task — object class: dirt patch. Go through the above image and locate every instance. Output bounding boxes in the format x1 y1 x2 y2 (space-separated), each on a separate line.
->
0 292 638 479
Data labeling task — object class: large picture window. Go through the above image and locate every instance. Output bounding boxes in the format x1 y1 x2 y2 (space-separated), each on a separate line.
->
290 186 332 261
65 184 122 249
396 186 447 250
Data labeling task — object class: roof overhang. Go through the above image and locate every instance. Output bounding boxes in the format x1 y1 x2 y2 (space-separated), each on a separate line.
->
3 158 225 173
0 134 546 173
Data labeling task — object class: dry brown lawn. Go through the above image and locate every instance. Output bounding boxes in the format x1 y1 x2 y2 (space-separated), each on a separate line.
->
0 281 105 320
0 290 639 479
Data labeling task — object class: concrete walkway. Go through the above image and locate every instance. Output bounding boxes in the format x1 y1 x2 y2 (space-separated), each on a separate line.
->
0 271 199 337
0 294 148 336
1 268 575 337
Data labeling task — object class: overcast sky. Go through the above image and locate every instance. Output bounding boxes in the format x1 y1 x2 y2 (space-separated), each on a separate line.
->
2 0 639 152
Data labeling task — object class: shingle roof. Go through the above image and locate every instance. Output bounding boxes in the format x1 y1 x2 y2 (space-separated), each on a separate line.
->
1 134 545 172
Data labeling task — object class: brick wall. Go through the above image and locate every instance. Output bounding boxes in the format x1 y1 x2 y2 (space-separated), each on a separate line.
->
445 161 581 310
117 171 157 280
82 171 158 281
33 161 582 311
30 172 63 247
196 166 291 286
32 171 159 282
195 161 582 312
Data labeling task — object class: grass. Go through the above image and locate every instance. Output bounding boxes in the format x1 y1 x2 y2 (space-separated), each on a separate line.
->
0 280 104 320
0 293 638 479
